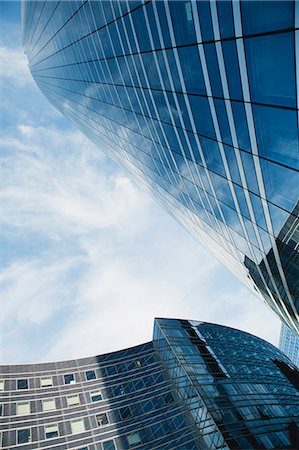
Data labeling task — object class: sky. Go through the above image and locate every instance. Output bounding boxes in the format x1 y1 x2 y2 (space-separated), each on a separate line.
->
0 1 281 364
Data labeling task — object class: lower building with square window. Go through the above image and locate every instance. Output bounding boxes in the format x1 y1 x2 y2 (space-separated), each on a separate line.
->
0 318 298 449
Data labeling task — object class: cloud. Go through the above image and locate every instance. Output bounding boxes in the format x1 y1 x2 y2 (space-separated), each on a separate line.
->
1 11 281 364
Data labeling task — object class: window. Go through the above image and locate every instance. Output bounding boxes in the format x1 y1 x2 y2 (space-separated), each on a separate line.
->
127 432 141 446
17 429 31 444
41 377 53 387
70 419 85 434
64 374 75 384
120 406 131 420
85 370 96 380
45 424 59 439
0 380 4 391
102 440 116 450
17 379 28 390
96 412 109 427
67 394 80 406
16 402 30 415
42 399 56 411
90 391 102 402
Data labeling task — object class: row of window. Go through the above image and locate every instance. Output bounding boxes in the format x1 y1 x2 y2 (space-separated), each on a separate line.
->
11 418 142 448
14 423 117 449
2 390 103 416
0 360 147 391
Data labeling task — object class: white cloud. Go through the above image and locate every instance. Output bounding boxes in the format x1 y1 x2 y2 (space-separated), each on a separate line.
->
0 17 281 364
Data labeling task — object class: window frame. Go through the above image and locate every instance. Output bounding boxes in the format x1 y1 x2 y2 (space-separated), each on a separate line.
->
85 370 96 381
17 379 28 390
16 401 30 416
42 398 56 411
64 373 75 385
45 424 59 439
17 428 31 444
70 418 86 434
67 394 80 406
90 391 103 402
40 376 53 387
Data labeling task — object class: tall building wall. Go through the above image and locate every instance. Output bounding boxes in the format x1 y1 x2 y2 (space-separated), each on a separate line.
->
154 318 299 449
0 341 200 449
1 318 298 449
280 322 299 368
22 0 299 335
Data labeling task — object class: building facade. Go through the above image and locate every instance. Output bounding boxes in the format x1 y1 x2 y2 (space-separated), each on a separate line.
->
1 318 298 449
280 323 299 368
21 0 298 334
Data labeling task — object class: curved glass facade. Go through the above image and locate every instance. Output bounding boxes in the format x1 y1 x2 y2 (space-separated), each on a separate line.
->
21 0 299 334
1 318 298 449
280 323 299 368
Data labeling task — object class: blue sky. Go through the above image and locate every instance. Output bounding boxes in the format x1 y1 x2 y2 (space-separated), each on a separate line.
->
0 1 280 364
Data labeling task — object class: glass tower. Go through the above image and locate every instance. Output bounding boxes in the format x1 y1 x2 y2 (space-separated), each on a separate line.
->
21 0 299 335
1 318 298 449
280 322 299 368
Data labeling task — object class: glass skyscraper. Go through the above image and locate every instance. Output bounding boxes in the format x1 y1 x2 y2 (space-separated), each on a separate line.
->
280 323 299 368
1 318 298 449
22 0 299 335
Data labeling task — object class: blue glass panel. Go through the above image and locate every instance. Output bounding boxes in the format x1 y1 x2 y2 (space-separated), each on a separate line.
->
204 43 223 98
196 1 213 41
178 46 206 95
131 7 152 52
216 0 235 39
231 102 251 152
189 95 216 139
261 160 299 213
156 1 172 48
169 1 196 46
245 32 296 108
241 1 294 35
253 105 299 169
222 40 243 101
214 99 232 145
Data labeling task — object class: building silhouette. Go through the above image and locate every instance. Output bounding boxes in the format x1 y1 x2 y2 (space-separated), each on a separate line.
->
1 318 298 449
22 0 299 334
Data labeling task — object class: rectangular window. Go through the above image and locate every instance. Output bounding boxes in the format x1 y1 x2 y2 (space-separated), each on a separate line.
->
17 379 28 390
70 419 85 434
16 402 30 415
42 399 56 411
64 374 75 384
127 432 141 446
17 429 31 444
85 370 96 380
96 412 109 427
41 377 53 387
90 391 102 402
45 424 59 439
0 380 4 391
102 439 116 450
67 395 80 406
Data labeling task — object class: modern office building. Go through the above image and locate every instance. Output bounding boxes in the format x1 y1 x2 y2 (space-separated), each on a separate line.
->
21 0 298 335
0 318 298 449
280 323 299 368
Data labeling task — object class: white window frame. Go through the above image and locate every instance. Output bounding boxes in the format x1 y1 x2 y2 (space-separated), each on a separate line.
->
45 424 59 439
0 380 4 391
41 376 53 387
42 398 56 411
90 390 102 402
67 394 80 406
16 402 30 416
70 418 85 434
